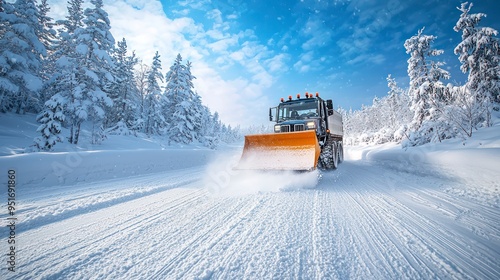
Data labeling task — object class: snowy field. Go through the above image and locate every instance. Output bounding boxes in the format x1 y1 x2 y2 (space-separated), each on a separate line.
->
1 113 499 279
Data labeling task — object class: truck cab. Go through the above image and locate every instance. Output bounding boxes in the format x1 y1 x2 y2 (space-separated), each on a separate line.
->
269 93 337 142
237 92 343 171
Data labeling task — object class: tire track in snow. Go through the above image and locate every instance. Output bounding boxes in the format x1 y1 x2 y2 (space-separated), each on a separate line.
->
309 190 341 279
323 161 500 279
335 188 425 279
9 158 500 279
150 196 265 278
401 186 500 242
383 192 498 279
11 168 205 233
368 169 500 278
15 170 208 279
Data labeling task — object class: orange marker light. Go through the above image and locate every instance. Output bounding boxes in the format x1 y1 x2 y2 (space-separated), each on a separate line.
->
288 95 292 100
297 94 301 99
316 92 319 97
280 97 284 102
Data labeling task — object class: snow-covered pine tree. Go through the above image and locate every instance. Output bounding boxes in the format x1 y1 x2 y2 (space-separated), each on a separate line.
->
73 0 115 144
404 27 450 145
60 0 84 34
143 51 165 136
106 38 139 131
162 54 183 123
37 0 56 45
164 54 200 144
218 124 241 143
197 105 213 147
386 75 399 132
445 85 478 138
185 62 205 142
0 2 14 103
229 124 242 142
134 62 150 126
105 120 132 136
386 74 412 142
34 94 65 151
0 0 46 114
44 0 84 144
454 2 500 127
191 91 205 141
341 77 413 146
37 0 58 103
202 110 222 149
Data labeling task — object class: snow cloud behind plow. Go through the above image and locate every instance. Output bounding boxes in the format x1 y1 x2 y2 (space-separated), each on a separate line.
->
203 151 320 196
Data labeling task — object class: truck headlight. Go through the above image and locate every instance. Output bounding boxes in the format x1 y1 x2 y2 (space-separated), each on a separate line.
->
274 125 281 132
306 121 316 129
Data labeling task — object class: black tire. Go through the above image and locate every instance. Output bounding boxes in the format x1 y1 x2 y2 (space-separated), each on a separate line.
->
319 138 341 170
319 145 331 170
338 142 344 163
332 142 338 169
319 138 333 170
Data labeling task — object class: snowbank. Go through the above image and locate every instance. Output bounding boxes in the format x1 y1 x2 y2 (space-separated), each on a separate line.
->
0 149 215 190
0 113 218 190
346 124 499 176
345 123 500 204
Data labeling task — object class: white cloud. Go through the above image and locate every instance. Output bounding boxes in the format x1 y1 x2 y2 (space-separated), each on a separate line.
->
178 0 211 10
207 9 223 23
336 0 408 64
300 17 332 50
172 9 190 16
207 36 239 53
347 53 385 65
191 64 273 126
264 53 290 73
293 50 315 73
226 14 238 20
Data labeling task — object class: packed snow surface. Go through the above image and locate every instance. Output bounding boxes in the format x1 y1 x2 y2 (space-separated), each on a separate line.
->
1 113 499 279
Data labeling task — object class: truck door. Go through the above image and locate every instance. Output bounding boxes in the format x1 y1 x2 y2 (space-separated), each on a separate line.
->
318 101 326 136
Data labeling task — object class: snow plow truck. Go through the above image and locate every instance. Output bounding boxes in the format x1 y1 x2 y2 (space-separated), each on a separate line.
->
238 92 344 171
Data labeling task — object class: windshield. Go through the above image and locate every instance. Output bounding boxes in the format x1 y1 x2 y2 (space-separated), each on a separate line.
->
278 100 319 121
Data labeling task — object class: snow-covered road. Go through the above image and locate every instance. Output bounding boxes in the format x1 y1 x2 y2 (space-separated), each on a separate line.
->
6 148 499 279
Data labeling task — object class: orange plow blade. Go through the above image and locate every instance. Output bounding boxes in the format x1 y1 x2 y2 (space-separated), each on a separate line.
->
237 130 321 171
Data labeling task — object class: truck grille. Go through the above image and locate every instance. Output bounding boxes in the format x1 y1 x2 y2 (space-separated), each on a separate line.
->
279 124 305 132
294 124 305 131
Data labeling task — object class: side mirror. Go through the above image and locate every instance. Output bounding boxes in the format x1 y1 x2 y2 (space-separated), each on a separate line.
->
269 107 278 122
326 99 333 110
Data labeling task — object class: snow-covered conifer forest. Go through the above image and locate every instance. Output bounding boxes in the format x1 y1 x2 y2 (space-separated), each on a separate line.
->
342 2 499 147
0 1 499 150
0 0 240 151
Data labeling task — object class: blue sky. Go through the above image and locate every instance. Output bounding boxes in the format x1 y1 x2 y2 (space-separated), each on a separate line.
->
46 0 500 126
163 0 499 118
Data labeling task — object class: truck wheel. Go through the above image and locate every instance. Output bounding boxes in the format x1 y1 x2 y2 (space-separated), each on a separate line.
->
332 142 338 169
319 139 333 170
338 142 344 163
